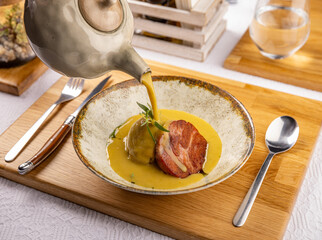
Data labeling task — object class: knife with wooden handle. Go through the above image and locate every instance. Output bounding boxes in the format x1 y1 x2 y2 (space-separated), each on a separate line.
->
18 76 111 175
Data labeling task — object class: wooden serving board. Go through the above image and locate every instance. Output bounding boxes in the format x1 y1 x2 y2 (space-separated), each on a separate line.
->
0 57 48 95
224 0 322 92
0 60 321 240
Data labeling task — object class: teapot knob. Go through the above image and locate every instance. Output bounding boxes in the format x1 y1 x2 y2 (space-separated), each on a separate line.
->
78 0 123 32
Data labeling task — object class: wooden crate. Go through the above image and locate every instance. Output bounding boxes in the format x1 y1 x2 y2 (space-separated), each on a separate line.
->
128 0 228 61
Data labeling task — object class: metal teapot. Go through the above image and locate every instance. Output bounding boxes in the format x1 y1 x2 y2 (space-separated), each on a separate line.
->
24 0 150 80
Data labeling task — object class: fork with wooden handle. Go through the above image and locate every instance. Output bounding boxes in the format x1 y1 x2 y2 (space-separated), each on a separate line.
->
5 78 84 162
17 75 111 175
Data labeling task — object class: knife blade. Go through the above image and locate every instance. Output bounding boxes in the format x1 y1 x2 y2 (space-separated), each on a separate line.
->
18 75 111 175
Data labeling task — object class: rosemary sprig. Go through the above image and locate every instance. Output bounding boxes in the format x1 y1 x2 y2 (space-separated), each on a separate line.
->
146 126 156 144
154 121 169 132
109 123 123 139
137 102 169 144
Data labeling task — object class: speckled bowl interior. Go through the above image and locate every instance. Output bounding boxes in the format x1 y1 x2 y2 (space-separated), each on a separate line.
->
73 76 255 195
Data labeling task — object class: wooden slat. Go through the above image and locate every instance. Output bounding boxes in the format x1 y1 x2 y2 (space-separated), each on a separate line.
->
134 18 204 44
175 0 201 10
200 20 226 60
128 0 221 26
128 1 203 26
133 34 202 60
1 60 320 239
133 20 226 61
133 1 228 45
192 0 222 24
200 1 228 42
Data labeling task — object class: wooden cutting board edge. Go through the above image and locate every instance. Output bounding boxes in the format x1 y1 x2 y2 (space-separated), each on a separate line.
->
0 57 48 95
0 61 321 240
223 36 322 92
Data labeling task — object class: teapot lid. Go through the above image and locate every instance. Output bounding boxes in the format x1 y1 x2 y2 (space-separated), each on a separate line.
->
78 0 123 32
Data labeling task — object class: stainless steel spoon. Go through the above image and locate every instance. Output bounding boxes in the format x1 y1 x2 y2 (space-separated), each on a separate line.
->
233 116 299 227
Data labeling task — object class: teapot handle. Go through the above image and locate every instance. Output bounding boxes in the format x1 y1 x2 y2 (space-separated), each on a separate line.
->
114 44 151 82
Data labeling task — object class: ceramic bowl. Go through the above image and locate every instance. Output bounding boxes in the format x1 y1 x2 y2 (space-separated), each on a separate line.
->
73 76 255 195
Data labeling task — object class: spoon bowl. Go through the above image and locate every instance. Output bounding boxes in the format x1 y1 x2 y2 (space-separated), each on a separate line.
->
266 116 299 153
233 116 299 227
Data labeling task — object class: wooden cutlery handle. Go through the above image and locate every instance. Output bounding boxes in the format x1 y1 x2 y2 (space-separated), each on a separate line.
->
18 122 72 175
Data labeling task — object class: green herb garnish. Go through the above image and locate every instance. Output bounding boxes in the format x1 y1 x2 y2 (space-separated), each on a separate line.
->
147 125 156 144
109 124 123 139
154 121 169 132
130 173 135 184
137 102 169 144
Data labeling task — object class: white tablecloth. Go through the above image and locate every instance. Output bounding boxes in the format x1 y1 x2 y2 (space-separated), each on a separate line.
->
1 1 321 239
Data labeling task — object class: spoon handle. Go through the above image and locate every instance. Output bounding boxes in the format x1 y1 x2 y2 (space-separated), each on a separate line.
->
233 152 275 227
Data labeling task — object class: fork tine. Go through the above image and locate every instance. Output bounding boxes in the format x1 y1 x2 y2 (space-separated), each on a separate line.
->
63 78 74 92
78 79 85 91
72 78 78 90
67 78 74 88
60 78 84 97
72 78 78 89
61 78 72 93
75 78 81 90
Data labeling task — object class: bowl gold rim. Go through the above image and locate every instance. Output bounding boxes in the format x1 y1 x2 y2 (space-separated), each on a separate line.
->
72 76 255 195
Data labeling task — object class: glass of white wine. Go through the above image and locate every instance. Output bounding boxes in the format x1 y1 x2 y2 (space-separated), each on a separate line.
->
250 0 310 59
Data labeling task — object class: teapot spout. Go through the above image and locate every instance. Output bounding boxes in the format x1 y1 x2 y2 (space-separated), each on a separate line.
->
112 45 150 82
